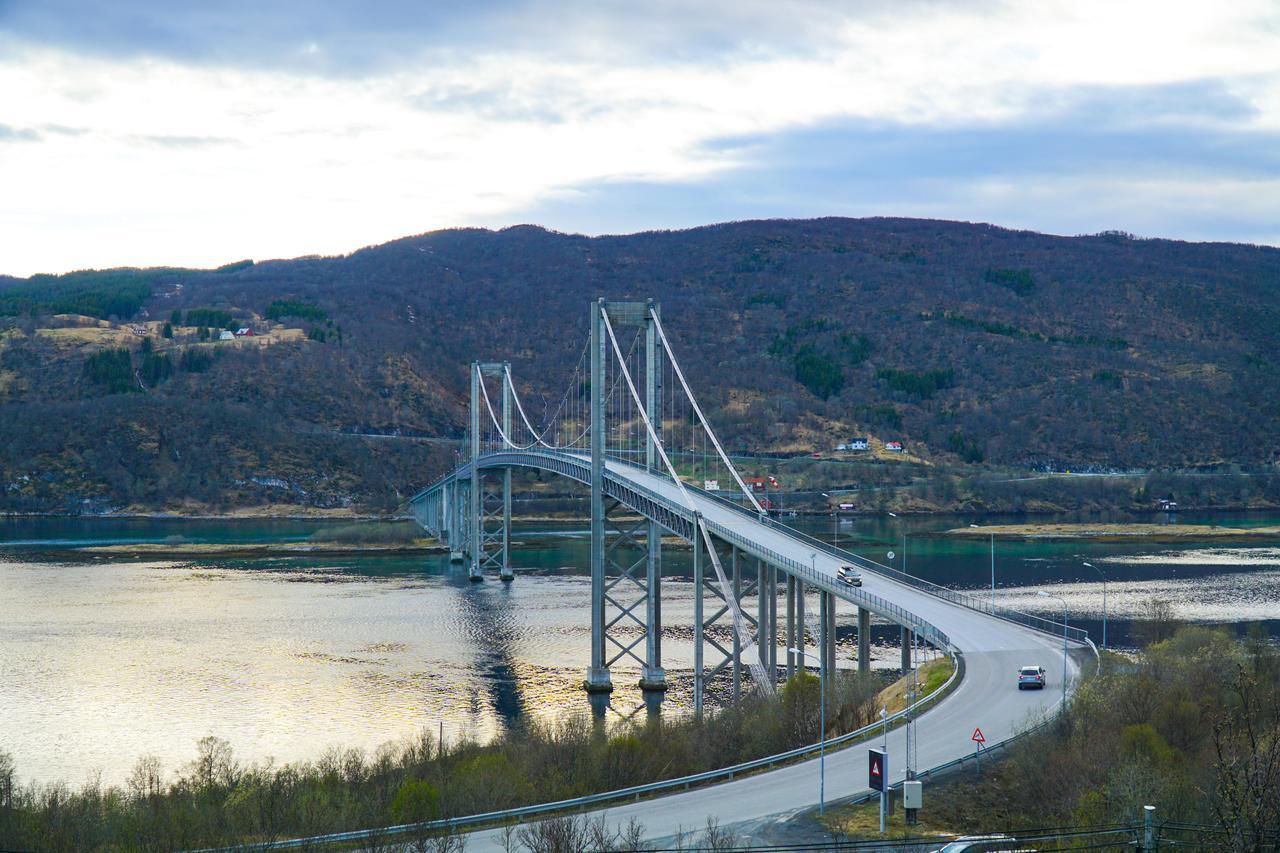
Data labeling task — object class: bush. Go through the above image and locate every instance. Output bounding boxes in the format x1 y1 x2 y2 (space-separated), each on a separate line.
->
390 779 440 823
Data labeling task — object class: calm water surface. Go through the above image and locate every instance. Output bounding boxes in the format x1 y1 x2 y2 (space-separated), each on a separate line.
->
1 512 1278 785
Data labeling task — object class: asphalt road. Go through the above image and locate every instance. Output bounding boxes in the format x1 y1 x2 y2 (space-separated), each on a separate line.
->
456 455 1087 850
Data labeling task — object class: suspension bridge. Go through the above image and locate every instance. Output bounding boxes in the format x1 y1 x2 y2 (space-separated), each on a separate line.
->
407 298 1092 846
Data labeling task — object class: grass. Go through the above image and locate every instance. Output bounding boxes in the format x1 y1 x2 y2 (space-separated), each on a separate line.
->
876 656 953 715
820 797 957 841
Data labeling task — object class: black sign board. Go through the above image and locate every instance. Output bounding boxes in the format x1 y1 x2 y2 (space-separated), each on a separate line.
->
868 748 887 792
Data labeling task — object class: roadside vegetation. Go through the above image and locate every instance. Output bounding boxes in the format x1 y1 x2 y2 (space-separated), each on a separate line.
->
824 623 1280 851
0 670 887 851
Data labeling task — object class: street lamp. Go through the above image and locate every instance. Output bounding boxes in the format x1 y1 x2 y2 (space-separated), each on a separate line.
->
1083 561 1107 649
888 512 906 574
822 494 836 548
969 525 996 611
789 643 826 815
1037 590 1069 705
880 706 889 833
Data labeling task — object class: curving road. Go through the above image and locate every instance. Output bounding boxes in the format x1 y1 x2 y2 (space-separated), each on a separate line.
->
436 453 1088 849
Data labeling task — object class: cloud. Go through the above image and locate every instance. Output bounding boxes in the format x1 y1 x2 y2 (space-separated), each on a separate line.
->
0 123 40 142
0 0 1278 274
499 81 1280 244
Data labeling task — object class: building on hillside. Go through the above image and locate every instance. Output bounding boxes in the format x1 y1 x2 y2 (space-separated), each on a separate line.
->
218 330 235 341
884 441 904 452
847 437 869 451
744 475 780 492
130 326 148 336
234 327 255 337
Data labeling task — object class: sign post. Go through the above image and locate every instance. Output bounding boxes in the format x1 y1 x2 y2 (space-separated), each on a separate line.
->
869 748 887 832
972 726 985 778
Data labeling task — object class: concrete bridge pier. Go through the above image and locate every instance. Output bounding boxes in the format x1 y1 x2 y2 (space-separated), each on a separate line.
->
785 573 796 678
500 367 514 582
639 519 666 694
901 626 913 672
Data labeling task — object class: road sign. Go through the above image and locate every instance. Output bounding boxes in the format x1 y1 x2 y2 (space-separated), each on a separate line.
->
868 748 887 792
887 551 895 560
971 726 985 744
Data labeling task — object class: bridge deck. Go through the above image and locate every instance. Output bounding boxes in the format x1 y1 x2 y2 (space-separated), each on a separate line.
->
421 451 1086 848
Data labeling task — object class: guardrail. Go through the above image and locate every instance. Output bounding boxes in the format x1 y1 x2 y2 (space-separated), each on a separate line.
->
450 450 952 651
691 483 1090 644
203 651 962 851
411 449 1085 644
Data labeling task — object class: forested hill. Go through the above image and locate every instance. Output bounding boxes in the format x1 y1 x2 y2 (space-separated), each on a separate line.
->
2 217 1279 513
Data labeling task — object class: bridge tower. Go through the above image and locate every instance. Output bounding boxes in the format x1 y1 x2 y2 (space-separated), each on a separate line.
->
470 361 514 582
585 300 669 698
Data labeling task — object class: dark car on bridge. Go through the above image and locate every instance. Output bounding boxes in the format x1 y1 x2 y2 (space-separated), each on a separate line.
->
1017 665 1046 690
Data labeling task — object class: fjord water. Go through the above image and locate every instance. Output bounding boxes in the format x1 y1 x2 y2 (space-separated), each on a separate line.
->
1 513 1278 786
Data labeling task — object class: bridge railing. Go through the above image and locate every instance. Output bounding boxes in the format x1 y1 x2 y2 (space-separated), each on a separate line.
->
689 482 1090 644
411 448 1080 644
701 517 951 651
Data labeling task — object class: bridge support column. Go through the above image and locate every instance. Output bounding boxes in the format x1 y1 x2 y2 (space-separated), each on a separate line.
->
469 362 483 582
901 626 912 673
785 573 796 679
500 364 514 582
640 298 665 695
585 300 612 695
858 607 871 674
796 579 807 658
755 558 769 679
693 519 705 714
640 519 665 693
499 468 513 581
732 548 742 702
822 589 837 676
768 565 778 676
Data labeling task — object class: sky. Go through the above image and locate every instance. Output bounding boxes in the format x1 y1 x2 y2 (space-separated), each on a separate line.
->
1 0 1278 276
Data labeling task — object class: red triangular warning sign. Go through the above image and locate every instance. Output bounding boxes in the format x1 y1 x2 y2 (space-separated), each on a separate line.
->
971 727 985 743
871 759 881 776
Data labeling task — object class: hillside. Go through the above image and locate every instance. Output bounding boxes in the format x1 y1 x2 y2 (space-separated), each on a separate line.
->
1 217 1278 514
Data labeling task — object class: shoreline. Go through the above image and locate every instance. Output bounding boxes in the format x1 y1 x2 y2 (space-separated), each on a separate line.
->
949 523 1280 541
67 540 449 560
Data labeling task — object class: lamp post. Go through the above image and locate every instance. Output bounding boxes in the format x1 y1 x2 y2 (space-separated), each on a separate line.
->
880 706 888 833
823 493 836 548
888 512 906 574
1037 591 1069 705
1084 561 1106 649
789 643 825 815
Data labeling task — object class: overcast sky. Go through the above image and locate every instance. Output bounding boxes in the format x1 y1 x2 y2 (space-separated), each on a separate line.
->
2 1 1278 276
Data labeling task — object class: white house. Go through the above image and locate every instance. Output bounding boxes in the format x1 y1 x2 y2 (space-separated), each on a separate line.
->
884 441 904 452
218 330 235 341
847 437 869 451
